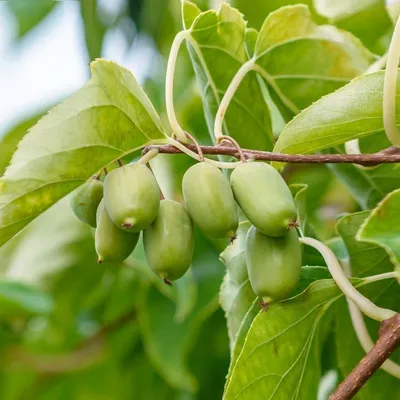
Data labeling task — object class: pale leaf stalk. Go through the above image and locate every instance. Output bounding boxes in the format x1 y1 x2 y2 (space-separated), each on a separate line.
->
137 148 159 165
300 237 396 322
167 137 241 169
344 139 378 170
366 52 388 73
166 30 189 142
383 13 400 146
214 60 255 140
342 261 400 378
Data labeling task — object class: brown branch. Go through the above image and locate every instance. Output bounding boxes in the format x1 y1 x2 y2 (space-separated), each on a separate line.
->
8 309 136 374
142 143 400 166
329 313 400 400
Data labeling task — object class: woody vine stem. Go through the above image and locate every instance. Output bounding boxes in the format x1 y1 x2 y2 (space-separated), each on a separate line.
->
161 10 400 400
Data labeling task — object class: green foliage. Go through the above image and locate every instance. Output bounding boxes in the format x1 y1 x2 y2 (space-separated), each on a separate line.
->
1 1 400 398
224 280 339 399
274 71 395 158
7 0 57 38
336 211 400 398
358 189 400 268
0 60 166 247
253 5 373 120
182 1 274 150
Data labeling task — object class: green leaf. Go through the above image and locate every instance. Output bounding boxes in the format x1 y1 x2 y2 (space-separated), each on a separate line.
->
0 112 43 177
0 59 166 247
139 229 225 392
336 211 400 399
314 0 392 53
219 222 256 353
253 5 373 120
0 281 53 319
324 147 400 209
80 0 107 61
358 189 400 269
223 280 341 399
234 0 323 30
273 70 393 158
182 1 273 150
7 0 57 38
0 198 94 282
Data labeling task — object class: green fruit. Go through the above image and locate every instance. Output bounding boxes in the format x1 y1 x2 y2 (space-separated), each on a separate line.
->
95 200 139 263
69 177 103 227
230 162 297 237
245 226 301 303
143 200 194 281
182 163 238 238
104 163 160 232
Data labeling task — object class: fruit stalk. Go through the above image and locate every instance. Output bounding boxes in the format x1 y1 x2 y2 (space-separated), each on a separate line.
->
165 30 189 142
300 237 395 322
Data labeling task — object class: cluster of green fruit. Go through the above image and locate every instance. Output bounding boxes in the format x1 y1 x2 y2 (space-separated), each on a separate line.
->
69 160 301 301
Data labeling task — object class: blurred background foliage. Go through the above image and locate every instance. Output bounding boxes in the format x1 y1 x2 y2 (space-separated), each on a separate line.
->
0 0 396 399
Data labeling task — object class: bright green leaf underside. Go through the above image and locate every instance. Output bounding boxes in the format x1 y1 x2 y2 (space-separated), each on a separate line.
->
0 59 166 247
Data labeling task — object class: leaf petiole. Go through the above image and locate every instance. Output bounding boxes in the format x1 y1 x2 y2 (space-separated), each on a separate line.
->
300 236 396 322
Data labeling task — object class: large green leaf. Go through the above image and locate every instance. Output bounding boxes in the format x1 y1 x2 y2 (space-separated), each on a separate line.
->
0 113 43 177
182 1 273 150
139 229 225 392
325 147 400 209
223 280 341 399
314 0 392 53
273 70 396 157
7 0 57 38
233 0 322 30
358 189 400 268
0 59 166 247
253 5 373 120
336 211 400 399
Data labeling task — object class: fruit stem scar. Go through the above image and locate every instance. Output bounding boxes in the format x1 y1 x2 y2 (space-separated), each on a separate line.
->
163 277 172 286
300 237 396 322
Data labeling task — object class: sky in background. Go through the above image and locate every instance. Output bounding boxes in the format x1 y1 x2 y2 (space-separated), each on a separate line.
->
0 0 155 137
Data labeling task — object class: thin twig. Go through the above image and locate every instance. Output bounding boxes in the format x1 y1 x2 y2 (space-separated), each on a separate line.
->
142 143 400 166
329 313 400 400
